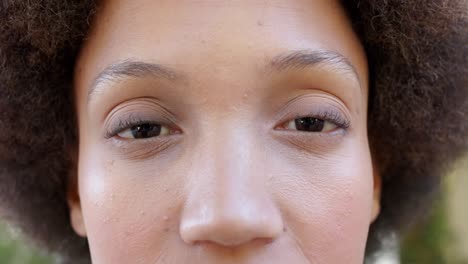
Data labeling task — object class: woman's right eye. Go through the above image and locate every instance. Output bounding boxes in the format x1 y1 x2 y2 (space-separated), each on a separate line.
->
117 123 170 139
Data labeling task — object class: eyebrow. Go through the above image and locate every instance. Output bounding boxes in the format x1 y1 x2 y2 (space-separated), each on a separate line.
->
268 49 361 86
88 59 185 101
87 50 361 102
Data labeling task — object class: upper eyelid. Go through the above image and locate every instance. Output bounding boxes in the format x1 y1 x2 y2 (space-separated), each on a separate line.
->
103 97 179 131
103 93 351 139
275 95 352 128
279 91 347 112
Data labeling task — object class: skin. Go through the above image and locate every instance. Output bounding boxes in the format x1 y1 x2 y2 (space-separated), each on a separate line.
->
69 0 381 263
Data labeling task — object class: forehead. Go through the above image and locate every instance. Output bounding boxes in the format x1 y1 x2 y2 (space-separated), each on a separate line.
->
75 0 368 100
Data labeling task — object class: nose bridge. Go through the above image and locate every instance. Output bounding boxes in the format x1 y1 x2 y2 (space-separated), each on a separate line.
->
179 118 283 247
194 112 263 189
214 121 257 185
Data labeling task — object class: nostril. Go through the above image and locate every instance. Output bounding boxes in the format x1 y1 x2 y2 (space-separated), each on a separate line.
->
193 237 275 249
179 214 283 248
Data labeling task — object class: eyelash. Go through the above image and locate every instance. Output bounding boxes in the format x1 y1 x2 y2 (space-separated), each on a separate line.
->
104 108 350 140
287 109 350 130
104 117 166 139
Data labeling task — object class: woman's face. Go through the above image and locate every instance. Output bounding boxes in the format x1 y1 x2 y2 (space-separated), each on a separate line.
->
70 0 380 263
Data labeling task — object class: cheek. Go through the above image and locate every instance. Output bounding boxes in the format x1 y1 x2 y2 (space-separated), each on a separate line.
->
77 135 374 263
270 141 374 262
78 150 186 263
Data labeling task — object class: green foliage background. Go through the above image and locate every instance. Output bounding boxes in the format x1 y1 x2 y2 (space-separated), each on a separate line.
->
0 224 52 264
400 198 464 264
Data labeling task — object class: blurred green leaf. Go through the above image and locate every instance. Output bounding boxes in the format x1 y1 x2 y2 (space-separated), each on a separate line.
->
0 223 52 264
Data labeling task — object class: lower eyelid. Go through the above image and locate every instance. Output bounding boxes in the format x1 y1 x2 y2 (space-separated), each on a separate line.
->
125 138 178 160
271 129 347 152
105 133 183 160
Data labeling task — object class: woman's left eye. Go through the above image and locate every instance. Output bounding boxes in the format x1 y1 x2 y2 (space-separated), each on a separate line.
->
285 117 338 132
117 123 170 139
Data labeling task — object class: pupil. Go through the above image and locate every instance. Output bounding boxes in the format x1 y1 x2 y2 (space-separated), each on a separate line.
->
131 124 161 138
295 117 325 132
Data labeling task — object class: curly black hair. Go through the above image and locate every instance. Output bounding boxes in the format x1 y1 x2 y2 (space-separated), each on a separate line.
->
0 1 467 263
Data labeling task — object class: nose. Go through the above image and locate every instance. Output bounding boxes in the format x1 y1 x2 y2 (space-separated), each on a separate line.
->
179 128 283 248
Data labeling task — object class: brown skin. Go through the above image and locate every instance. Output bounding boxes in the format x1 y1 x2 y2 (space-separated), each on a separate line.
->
69 0 380 263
